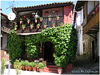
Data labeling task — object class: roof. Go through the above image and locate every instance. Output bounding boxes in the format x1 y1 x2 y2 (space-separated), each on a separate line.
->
75 1 86 11
1 12 8 20
13 2 74 12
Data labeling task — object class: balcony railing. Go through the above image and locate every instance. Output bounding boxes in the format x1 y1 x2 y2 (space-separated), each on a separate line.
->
87 3 99 22
16 16 64 33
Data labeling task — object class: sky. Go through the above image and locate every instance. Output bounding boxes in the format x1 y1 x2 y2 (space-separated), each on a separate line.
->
1 0 77 15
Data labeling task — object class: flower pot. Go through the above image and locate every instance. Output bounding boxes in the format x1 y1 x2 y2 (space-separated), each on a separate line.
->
25 66 28 71
58 67 62 69
20 21 22 24
39 69 43 72
35 20 37 23
32 67 36 71
48 18 51 21
56 17 59 20
30 26 33 29
28 67 32 71
22 27 25 30
52 25 55 27
58 69 62 74
27 21 30 24
44 25 46 28
46 13 48 16
32 15 34 17
40 19 42 22
14 28 17 30
22 66 25 70
36 67 39 72
12 64 14 68
37 26 39 29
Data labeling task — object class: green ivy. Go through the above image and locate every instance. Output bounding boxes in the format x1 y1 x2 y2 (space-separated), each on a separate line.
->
25 23 77 68
8 29 24 64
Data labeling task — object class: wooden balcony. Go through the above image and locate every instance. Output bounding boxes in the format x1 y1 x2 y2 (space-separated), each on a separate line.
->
83 4 99 34
16 16 64 35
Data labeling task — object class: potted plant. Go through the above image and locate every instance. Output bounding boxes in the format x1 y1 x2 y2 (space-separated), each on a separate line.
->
14 25 18 30
40 17 43 22
45 11 49 16
32 12 35 17
20 60 25 70
30 24 34 29
28 62 32 71
58 69 62 74
38 62 44 72
39 58 43 62
1 58 6 74
48 15 51 21
27 18 30 24
44 22 48 28
37 24 40 29
31 62 37 71
56 16 59 20
14 60 22 75
52 21 55 27
60 22 63 26
43 61 48 72
22 24 26 30
34 60 39 72
35 18 37 23
20 18 23 24
24 60 29 71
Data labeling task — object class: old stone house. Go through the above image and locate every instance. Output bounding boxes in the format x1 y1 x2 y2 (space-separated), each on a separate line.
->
75 1 99 60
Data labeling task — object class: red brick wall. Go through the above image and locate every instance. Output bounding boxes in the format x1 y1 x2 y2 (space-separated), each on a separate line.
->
64 6 72 24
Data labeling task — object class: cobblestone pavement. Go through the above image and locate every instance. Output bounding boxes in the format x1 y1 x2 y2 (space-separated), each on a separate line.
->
66 55 99 74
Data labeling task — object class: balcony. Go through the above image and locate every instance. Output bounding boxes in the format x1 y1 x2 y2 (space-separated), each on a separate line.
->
83 3 99 34
16 16 64 34
87 3 99 22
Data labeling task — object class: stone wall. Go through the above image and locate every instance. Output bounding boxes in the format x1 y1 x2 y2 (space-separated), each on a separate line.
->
83 34 98 59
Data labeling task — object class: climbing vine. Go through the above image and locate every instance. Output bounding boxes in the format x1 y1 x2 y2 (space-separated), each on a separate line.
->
25 23 77 68
8 29 24 64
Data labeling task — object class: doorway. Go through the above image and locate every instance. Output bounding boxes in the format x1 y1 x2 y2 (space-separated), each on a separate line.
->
44 41 53 63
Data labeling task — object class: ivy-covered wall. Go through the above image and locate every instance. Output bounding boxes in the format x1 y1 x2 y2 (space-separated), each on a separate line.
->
25 23 77 68
8 23 77 68
8 30 24 64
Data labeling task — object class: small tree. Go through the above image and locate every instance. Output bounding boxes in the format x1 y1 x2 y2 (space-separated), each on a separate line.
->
14 60 21 75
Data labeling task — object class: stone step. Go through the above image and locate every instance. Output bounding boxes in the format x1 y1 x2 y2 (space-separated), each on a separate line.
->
47 65 58 68
49 70 58 73
49 68 58 71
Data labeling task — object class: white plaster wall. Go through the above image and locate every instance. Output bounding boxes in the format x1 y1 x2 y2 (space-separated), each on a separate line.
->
95 1 99 6
76 9 83 29
76 9 83 55
2 34 7 49
87 1 94 15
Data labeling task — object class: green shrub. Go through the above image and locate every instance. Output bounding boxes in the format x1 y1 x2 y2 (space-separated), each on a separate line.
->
1 58 6 74
38 63 44 69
